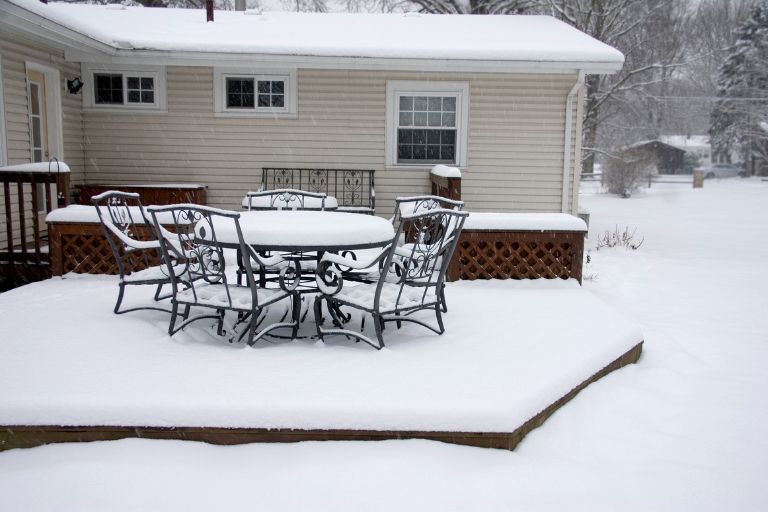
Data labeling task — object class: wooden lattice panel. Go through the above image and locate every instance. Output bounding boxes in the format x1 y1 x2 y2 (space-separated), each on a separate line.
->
48 223 160 276
447 230 584 283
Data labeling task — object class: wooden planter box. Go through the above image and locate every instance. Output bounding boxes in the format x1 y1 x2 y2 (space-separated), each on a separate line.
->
447 214 587 284
77 184 207 206
48 221 160 276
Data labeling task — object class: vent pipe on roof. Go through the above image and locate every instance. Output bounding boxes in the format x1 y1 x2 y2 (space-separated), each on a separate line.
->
235 0 246 11
206 0 214 22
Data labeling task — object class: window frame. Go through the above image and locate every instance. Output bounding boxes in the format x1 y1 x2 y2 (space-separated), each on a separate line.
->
386 81 469 169
82 64 166 112
214 68 297 118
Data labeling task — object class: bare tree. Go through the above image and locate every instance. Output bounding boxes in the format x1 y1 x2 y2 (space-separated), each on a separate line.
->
538 0 688 173
406 0 537 15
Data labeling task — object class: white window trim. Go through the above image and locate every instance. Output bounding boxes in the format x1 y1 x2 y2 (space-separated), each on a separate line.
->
386 80 469 169
214 67 297 118
82 63 167 112
0 54 7 166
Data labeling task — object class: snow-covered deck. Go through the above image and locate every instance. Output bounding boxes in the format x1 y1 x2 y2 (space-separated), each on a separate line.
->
0 274 641 449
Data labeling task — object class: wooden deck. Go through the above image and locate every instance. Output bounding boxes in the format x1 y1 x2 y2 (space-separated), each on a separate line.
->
0 343 642 452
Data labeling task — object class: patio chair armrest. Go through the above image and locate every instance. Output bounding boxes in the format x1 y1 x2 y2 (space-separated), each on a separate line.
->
319 246 390 271
243 244 289 268
102 220 161 251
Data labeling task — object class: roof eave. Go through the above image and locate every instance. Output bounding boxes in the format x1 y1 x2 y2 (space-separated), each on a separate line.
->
0 0 116 56
2 0 624 75
66 48 623 75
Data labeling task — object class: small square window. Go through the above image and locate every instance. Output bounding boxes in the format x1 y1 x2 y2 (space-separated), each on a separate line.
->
226 78 255 109
94 73 123 105
254 80 287 109
126 75 155 105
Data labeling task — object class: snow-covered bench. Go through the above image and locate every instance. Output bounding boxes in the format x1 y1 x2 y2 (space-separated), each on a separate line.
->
260 168 375 214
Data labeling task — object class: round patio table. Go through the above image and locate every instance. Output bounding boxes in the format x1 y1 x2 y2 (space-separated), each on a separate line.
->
217 210 394 251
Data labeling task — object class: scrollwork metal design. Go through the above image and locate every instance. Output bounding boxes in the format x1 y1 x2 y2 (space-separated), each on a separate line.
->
316 259 345 296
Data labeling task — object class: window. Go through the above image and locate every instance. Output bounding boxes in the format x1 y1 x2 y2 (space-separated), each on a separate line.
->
83 64 166 111
94 74 123 104
397 96 456 162
214 68 297 117
127 76 155 104
386 81 469 168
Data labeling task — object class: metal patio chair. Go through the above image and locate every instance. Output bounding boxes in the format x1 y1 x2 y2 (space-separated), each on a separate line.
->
391 195 464 312
148 204 300 345
92 190 176 315
244 189 327 211
314 208 469 349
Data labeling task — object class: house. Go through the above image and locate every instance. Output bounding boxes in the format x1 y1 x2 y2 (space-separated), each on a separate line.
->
0 0 623 285
0 0 623 212
659 135 711 168
618 140 686 175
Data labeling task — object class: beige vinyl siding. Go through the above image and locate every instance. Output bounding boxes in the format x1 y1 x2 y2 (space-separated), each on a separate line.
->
0 35 85 248
83 67 581 217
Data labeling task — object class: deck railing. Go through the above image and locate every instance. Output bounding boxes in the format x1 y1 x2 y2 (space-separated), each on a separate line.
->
0 160 70 290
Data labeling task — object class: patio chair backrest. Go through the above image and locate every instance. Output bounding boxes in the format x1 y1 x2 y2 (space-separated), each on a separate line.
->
393 195 465 244
376 208 469 311
147 204 263 309
91 190 161 278
393 195 464 223
245 189 327 211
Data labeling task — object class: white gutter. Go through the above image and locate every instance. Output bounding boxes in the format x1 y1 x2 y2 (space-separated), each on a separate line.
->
561 70 585 213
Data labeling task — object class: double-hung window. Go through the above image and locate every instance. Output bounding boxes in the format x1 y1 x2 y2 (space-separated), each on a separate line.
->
214 68 296 117
83 64 166 111
386 81 469 168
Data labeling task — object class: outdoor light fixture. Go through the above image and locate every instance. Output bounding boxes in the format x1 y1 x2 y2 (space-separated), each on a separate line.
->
67 77 83 95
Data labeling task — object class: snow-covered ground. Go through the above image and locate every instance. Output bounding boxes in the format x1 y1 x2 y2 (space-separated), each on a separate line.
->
1 178 767 510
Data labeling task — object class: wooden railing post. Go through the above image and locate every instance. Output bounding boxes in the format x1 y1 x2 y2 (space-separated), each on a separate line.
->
429 166 462 202
56 171 71 207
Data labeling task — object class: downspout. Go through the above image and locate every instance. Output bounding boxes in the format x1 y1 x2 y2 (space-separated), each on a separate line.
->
561 70 585 213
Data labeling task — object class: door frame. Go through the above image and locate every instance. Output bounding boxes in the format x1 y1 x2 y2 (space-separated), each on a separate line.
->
0 54 7 166
25 61 63 162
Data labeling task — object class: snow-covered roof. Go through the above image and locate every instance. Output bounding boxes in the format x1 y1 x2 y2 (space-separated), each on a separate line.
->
659 135 710 150
1 0 624 73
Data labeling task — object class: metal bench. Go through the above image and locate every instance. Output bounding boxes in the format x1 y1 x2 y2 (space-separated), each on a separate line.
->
260 168 375 214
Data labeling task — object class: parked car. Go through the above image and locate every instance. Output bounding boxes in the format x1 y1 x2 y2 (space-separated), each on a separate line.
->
697 163 747 179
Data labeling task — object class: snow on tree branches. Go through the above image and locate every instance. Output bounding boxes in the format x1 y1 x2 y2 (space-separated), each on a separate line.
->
711 0 768 171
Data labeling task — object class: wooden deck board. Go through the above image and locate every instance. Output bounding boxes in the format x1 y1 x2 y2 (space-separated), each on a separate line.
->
0 342 642 452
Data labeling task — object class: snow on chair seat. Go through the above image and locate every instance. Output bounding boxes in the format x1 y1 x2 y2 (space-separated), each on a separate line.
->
176 282 284 310
333 282 438 313
123 263 187 283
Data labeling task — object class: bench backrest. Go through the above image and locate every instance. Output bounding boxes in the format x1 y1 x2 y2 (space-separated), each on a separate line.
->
261 168 375 213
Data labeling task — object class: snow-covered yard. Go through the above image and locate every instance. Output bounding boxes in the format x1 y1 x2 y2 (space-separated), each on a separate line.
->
1 178 767 510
